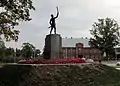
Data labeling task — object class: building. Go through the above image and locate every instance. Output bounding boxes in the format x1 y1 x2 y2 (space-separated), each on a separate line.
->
61 37 101 60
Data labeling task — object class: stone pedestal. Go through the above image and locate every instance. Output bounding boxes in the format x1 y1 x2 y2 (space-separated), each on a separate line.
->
43 34 62 59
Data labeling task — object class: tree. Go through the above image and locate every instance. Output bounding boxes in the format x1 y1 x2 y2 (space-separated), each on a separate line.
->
0 37 5 48
0 48 5 58
0 38 6 59
3 47 15 62
15 48 21 57
0 0 35 41
5 47 14 57
35 49 41 58
89 18 120 59
21 42 35 59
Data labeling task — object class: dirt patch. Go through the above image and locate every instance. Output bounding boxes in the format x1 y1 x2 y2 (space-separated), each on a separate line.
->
0 63 120 86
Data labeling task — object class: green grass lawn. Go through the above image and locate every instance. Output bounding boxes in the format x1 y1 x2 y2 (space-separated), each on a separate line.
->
111 66 120 68
0 62 5 65
0 62 13 67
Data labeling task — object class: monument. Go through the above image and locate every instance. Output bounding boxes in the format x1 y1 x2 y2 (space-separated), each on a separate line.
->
43 6 62 60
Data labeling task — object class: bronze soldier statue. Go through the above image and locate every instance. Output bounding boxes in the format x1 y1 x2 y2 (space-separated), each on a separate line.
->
49 6 59 34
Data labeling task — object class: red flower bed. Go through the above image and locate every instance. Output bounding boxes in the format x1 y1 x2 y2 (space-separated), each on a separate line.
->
18 58 86 64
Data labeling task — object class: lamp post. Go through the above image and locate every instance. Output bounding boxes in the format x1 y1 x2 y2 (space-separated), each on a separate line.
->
115 48 117 61
13 42 16 63
103 52 106 61
14 48 16 63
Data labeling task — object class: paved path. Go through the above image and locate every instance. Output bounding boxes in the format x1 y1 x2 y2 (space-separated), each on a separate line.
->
14 63 91 66
0 61 117 66
1 61 120 70
101 61 118 66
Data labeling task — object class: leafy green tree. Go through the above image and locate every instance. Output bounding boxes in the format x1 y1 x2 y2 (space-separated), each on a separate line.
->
21 42 35 59
5 47 14 57
0 0 35 41
35 49 41 58
4 47 15 62
15 48 21 57
0 38 6 59
0 37 5 48
0 48 5 58
89 18 120 59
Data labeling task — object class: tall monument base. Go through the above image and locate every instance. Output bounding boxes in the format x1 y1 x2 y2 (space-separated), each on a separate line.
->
43 34 62 60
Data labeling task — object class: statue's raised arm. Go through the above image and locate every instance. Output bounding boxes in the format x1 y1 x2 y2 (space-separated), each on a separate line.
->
55 6 59 18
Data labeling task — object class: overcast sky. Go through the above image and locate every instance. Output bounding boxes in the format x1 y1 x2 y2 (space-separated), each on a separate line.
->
5 0 120 50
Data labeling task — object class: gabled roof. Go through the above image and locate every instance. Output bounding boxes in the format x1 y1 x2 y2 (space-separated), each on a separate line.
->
62 37 90 47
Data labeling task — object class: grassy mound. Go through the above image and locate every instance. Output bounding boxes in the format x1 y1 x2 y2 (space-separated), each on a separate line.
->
0 63 120 86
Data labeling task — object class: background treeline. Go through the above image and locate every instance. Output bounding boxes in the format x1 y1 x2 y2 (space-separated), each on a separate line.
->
0 42 41 63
